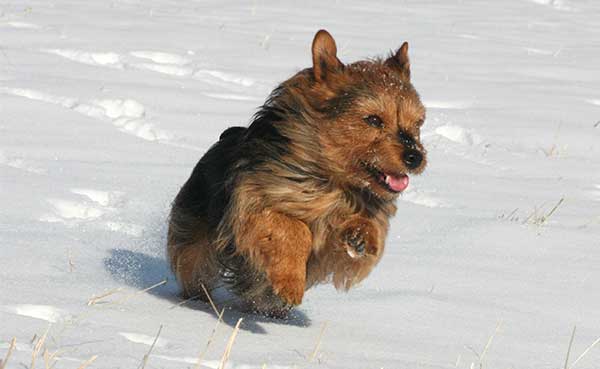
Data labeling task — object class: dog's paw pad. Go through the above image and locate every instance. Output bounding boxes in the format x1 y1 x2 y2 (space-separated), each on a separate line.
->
346 234 366 257
343 230 369 258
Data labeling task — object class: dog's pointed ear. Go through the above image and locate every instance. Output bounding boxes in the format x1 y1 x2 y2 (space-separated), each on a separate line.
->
312 29 344 82
385 42 411 81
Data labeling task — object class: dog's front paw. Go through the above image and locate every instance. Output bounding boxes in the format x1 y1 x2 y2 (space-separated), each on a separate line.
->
341 221 380 258
345 230 367 257
270 272 305 306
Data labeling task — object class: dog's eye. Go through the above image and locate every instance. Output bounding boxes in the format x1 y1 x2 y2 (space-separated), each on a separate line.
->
416 119 425 127
364 115 384 128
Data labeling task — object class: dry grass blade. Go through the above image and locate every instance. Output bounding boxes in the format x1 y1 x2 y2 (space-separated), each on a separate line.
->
201 283 220 316
139 325 163 369
479 321 502 367
43 348 63 369
114 280 167 305
68 248 75 272
88 280 166 307
569 336 600 369
43 349 51 369
309 321 328 362
87 288 123 306
31 325 51 369
169 295 199 310
218 318 243 369
195 309 225 369
0 337 16 369
136 279 167 295
564 325 577 369
454 354 462 368
524 197 565 226
542 197 564 224
76 355 98 369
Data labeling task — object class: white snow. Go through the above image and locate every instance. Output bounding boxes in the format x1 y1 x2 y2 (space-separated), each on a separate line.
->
434 124 482 146
424 100 472 110
118 332 169 348
2 305 65 323
44 49 123 68
1 1 600 369
70 188 118 207
194 70 255 87
42 198 105 222
130 62 194 77
3 21 41 29
130 51 191 66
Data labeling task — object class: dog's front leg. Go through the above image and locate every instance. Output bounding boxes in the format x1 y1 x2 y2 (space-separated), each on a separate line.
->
235 209 313 306
339 216 383 259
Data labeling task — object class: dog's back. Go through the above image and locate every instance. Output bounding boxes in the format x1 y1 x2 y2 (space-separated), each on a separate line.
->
172 126 246 226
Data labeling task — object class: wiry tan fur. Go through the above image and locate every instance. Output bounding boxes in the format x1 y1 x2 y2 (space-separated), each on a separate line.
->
168 29 427 316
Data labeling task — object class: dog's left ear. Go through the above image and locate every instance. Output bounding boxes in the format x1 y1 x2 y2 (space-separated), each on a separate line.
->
312 29 344 83
385 42 410 81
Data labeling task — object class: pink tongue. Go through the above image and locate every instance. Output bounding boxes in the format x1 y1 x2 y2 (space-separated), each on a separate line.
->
385 174 409 192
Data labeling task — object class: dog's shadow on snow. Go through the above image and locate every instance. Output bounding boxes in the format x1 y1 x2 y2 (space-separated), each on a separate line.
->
103 249 312 333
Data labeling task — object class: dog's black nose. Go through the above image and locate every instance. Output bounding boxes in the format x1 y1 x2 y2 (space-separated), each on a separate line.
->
403 149 422 169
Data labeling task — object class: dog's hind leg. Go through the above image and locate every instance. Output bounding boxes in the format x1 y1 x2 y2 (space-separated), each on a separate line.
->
235 209 313 306
168 215 219 302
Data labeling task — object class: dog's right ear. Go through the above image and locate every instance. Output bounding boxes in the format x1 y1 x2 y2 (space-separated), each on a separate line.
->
312 30 344 83
385 42 411 81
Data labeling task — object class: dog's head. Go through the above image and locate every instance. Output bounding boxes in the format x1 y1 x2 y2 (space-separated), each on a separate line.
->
305 30 427 201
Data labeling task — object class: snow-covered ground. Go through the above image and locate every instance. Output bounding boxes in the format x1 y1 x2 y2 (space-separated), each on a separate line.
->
1 1 600 368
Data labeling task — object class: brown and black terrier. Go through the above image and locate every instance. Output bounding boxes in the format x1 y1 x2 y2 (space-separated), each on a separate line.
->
168 30 427 316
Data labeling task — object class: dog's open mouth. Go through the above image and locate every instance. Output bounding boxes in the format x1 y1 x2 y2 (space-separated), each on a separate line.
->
363 163 409 193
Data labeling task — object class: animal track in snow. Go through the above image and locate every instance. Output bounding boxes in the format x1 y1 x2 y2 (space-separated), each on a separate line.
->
528 0 573 11
128 50 195 76
0 150 46 174
585 99 600 106
44 49 123 68
41 198 105 223
118 332 169 348
193 69 255 87
524 47 555 56
41 188 144 236
130 62 193 77
45 49 195 76
423 118 494 167
2 304 65 323
434 124 482 146
203 92 262 101
40 188 123 224
130 51 191 65
458 34 484 40
71 188 124 207
0 87 172 142
90 98 172 141
591 185 600 201
44 48 256 90
150 356 293 369
2 21 41 29
1 87 77 108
